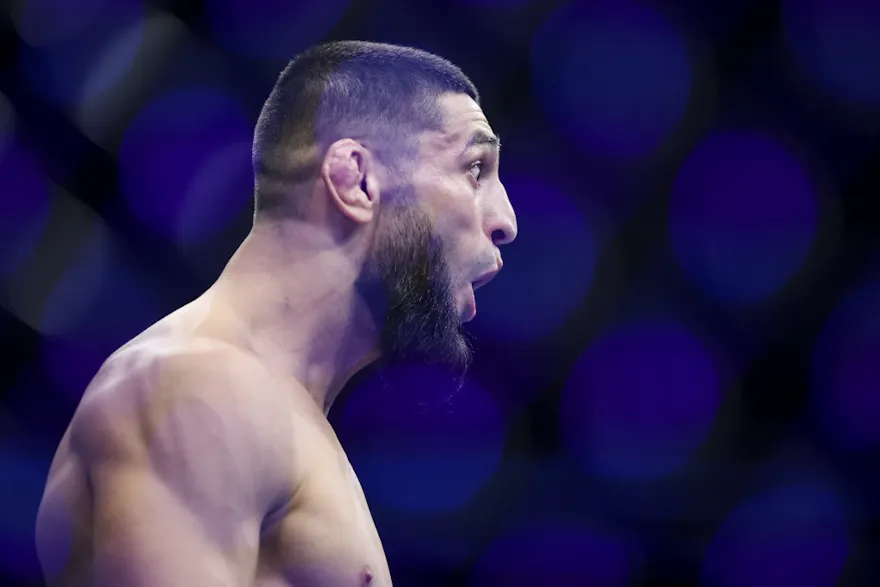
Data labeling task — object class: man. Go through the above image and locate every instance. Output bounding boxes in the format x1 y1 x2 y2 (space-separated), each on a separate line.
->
34 40 517 586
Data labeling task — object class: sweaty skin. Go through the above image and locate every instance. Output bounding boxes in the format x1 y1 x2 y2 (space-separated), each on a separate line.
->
35 93 516 587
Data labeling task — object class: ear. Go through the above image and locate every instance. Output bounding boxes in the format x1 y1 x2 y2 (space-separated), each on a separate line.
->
320 138 377 225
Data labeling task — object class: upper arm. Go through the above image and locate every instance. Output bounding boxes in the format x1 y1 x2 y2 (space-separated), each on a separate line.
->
72 350 284 586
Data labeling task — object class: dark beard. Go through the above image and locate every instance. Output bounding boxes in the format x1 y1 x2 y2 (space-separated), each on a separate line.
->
355 184 473 379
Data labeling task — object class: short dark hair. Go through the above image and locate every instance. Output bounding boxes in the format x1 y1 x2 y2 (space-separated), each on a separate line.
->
252 40 480 220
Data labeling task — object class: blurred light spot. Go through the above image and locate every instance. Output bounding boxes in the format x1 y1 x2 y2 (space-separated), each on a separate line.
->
811 278 880 450
3 190 97 330
701 483 850 587
41 335 114 401
19 0 143 107
467 523 642 587
74 13 187 151
561 320 723 481
77 17 144 105
41 229 159 348
119 88 254 244
785 0 880 108
204 0 351 59
0 92 14 151
474 176 595 344
448 0 539 9
337 364 505 514
669 132 819 305
530 0 692 159
12 0 108 46
4 191 158 350
0 139 51 277
0 441 48 581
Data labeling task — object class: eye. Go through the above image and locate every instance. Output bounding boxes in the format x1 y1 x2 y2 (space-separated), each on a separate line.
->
468 161 484 182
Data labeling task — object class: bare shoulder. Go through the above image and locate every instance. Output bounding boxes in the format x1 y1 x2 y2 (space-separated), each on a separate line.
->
70 337 294 505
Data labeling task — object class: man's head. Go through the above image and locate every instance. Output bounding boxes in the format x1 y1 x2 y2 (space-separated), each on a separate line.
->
252 41 517 375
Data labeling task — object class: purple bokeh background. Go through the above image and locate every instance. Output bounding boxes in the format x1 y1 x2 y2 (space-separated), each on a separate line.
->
811 278 880 451
785 0 880 108
530 0 692 159
669 132 819 305
561 320 724 481
0 141 51 277
338 364 506 513
204 0 351 59
702 483 851 587
466 523 642 587
2 0 880 585
118 88 254 244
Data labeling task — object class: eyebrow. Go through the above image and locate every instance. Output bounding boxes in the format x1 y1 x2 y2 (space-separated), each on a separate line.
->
462 129 501 155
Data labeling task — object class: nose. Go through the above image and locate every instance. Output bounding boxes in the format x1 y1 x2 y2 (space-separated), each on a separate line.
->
485 183 518 246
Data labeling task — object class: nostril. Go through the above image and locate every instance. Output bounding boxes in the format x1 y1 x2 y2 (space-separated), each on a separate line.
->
491 228 506 245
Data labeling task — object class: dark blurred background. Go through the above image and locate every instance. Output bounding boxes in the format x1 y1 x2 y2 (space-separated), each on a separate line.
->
2 0 880 585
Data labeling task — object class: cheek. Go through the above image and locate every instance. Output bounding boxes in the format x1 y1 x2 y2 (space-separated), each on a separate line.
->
440 228 481 290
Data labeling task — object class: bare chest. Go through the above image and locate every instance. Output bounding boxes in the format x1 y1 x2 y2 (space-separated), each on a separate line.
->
255 445 391 587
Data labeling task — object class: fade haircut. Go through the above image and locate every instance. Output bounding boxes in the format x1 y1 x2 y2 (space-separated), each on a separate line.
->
252 40 480 220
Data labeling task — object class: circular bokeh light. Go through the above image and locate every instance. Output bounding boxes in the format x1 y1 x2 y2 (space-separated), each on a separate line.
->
18 0 143 108
0 140 51 277
450 0 539 7
701 483 850 587
0 440 48 581
40 335 119 402
0 91 13 151
811 278 880 451
73 13 187 152
467 523 642 587
337 363 505 514
119 88 254 244
14 0 114 46
40 229 159 346
561 320 723 481
474 176 596 344
784 0 880 108
204 0 351 59
669 131 819 305
530 0 692 159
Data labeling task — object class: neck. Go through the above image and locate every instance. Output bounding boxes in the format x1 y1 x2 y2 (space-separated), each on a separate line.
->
211 220 381 414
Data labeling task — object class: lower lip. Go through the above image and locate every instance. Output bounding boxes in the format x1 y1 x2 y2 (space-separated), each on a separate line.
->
463 286 477 322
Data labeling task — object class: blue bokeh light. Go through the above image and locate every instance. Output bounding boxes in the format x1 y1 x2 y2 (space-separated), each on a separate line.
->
473 176 596 344
40 227 159 363
118 88 254 244
0 442 48 581
40 336 116 402
701 483 850 587
18 0 143 108
466 523 641 587
204 0 351 59
530 0 692 159
337 364 505 514
0 140 51 277
669 132 819 305
561 320 723 481
14 0 112 46
784 0 880 108
811 278 880 451
449 0 540 8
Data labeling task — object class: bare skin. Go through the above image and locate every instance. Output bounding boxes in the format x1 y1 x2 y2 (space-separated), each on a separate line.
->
35 92 517 586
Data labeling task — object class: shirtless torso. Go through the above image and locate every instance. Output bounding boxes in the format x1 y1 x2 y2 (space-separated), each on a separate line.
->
35 296 392 587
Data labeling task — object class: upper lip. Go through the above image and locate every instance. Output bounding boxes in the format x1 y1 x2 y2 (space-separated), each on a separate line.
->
471 263 502 291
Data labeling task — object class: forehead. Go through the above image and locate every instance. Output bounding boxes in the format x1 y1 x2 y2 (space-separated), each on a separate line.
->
419 93 495 159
